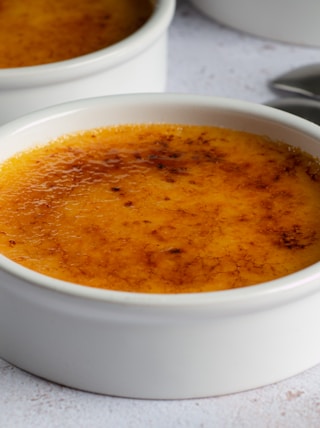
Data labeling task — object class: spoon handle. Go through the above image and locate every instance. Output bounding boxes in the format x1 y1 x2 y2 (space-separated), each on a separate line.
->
266 97 320 125
270 64 320 99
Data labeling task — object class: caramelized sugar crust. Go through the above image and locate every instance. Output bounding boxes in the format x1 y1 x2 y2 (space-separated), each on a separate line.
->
0 0 153 67
0 124 319 293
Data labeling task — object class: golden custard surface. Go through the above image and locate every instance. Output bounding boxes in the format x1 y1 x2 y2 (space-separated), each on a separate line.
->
0 0 153 68
0 124 320 293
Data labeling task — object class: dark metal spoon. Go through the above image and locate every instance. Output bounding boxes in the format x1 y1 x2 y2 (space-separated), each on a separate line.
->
270 64 320 99
265 97 320 125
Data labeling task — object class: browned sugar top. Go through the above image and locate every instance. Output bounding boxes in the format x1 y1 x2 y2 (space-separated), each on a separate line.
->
0 0 153 67
0 124 319 293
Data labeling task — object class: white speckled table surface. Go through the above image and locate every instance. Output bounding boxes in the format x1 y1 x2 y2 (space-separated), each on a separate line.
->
2 1 320 427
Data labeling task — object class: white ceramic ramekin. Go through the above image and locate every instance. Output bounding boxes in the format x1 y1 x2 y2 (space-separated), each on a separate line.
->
0 93 320 399
190 0 320 47
0 0 175 126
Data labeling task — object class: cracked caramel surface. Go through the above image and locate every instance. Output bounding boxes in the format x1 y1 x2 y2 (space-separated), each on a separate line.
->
0 124 319 293
0 0 153 68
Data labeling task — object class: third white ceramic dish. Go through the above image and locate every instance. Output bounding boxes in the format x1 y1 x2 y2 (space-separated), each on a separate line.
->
190 0 320 47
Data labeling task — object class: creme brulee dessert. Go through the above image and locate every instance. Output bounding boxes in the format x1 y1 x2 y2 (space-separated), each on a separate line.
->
0 0 153 68
0 124 319 293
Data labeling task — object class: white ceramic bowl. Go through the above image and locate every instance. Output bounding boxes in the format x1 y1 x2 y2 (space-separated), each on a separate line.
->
0 0 175 126
190 0 320 46
0 93 320 399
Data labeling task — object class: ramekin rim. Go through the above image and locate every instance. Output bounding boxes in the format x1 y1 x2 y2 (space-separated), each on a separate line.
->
0 0 175 82
0 92 319 307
